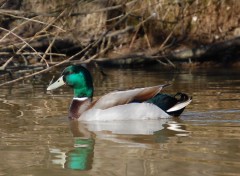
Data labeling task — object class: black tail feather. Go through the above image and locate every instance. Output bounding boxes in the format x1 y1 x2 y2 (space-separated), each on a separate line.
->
147 92 191 117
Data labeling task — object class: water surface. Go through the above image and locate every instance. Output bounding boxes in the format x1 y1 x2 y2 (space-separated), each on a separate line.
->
0 67 240 176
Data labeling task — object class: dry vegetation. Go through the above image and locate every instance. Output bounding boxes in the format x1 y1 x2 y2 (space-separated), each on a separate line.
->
0 0 240 85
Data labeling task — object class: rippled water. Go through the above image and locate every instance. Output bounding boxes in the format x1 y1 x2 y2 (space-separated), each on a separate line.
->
0 66 240 176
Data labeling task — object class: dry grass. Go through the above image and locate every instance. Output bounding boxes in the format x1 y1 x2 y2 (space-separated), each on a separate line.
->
0 0 239 86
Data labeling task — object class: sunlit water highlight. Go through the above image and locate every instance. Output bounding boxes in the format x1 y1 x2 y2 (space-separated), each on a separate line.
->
0 67 240 176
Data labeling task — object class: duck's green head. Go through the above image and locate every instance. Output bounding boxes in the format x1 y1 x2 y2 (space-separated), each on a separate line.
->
47 65 94 98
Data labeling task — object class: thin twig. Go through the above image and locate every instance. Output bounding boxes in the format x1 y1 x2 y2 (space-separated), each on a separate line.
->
0 58 13 70
0 5 138 86
0 52 65 57
0 37 98 87
0 27 45 61
0 12 65 32
0 19 29 42
130 13 157 49
40 31 60 66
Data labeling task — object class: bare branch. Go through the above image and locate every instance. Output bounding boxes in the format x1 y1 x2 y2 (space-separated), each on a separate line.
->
0 58 13 71
0 11 65 32
0 27 45 59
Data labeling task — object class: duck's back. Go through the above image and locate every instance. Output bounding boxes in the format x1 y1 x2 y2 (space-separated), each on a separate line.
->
92 85 167 110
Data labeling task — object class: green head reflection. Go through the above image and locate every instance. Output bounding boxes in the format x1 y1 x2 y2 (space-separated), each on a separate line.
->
65 137 94 170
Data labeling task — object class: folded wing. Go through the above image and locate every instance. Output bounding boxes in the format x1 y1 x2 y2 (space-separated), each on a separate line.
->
92 84 170 109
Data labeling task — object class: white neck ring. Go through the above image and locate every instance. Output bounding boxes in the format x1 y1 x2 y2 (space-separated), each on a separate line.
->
73 97 88 101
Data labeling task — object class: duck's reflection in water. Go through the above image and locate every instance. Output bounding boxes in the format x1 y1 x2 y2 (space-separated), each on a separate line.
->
154 118 189 143
50 121 95 170
50 118 190 170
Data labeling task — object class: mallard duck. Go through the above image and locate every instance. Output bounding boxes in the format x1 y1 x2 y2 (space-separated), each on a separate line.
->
47 65 192 121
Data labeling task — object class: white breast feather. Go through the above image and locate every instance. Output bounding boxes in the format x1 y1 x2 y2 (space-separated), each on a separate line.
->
79 103 170 121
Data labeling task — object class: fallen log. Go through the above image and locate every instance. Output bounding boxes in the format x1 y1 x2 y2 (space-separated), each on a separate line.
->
95 36 240 66
170 37 240 61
